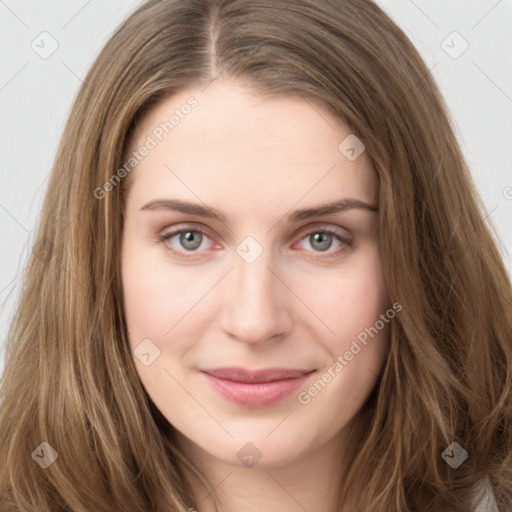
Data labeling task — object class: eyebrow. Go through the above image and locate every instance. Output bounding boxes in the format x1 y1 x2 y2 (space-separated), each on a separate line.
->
140 198 378 223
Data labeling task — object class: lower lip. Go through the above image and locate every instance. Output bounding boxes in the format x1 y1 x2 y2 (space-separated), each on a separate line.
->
202 372 314 408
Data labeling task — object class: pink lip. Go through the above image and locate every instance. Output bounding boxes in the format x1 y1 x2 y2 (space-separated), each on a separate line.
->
200 367 315 408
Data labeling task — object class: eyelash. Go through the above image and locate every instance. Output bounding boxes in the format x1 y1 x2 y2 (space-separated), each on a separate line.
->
157 224 352 260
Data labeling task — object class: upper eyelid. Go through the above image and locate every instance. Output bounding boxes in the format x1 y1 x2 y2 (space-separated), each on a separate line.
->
160 221 351 236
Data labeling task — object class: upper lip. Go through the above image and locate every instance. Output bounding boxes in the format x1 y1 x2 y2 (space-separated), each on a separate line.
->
200 367 315 383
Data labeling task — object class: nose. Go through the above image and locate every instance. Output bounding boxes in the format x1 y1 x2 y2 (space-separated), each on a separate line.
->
218 243 293 345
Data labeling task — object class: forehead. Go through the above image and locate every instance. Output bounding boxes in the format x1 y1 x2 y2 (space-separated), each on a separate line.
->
125 80 377 212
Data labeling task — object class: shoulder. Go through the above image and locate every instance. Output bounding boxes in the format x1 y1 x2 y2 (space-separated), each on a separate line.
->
473 477 499 512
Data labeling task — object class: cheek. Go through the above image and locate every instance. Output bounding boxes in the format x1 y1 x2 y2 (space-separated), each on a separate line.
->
307 247 390 346
296 252 391 424
121 237 177 345
121 239 212 360
123 267 165 339
121 242 190 410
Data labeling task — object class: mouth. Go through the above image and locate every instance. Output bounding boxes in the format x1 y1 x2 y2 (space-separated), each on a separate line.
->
200 367 316 408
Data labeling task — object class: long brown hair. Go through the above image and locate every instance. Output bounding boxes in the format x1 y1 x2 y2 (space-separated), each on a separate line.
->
1 0 511 510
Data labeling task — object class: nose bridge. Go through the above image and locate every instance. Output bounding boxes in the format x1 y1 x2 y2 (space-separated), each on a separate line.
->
235 244 274 304
219 236 290 342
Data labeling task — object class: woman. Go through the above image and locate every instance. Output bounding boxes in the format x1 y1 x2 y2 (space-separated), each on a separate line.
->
1 0 510 510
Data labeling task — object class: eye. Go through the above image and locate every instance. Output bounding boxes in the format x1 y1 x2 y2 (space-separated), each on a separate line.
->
294 227 352 258
158 227 214 257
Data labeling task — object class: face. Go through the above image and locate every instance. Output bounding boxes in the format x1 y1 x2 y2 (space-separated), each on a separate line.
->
121 79 391 469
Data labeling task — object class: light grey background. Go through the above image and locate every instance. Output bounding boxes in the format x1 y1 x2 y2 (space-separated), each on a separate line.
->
1 0 511 379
